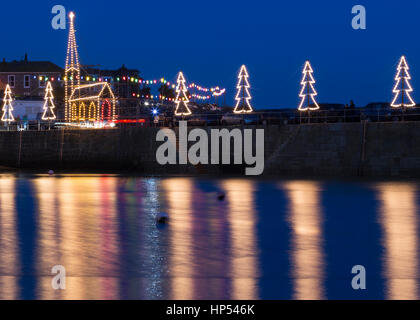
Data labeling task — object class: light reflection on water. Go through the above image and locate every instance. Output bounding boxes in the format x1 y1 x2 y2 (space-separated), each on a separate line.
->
283 181 324 300
0 175 419 300
376 183 419 300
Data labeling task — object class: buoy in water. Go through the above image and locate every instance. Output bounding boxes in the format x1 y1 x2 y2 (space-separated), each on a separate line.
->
156 212 169 224
217 192 226 201
48 170 55 176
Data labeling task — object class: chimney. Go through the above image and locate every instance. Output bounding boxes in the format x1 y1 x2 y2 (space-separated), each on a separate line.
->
24 53 28 62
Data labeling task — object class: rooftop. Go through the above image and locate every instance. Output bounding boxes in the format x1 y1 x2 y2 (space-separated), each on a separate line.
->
0 54 63 73
83 64 140 78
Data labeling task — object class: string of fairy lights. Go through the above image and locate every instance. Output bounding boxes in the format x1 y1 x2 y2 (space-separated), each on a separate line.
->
36 75 226 101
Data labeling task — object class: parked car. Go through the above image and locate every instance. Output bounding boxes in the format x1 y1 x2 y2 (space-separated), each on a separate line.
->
257 109 298 125
220 113 243 125
362 102 392 122
220 113 260 125
307 103 346 123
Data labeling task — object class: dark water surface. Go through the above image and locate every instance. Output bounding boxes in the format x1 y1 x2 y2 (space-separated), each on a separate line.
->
0 175 418 300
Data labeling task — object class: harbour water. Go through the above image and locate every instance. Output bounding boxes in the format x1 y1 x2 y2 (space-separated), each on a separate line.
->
0 175 419 300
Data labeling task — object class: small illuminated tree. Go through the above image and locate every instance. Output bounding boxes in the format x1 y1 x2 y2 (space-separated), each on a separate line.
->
298 61 320 111
42 81 57 120
1 84 15 123
391 56 416 108
174 72 192 116
234 65 253 113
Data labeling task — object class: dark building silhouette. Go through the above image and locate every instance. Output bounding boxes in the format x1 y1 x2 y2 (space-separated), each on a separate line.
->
0 54 63 98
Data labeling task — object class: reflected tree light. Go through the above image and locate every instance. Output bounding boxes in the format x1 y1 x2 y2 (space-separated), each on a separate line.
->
162 178 194 300
376 183 419 300
221 180 259 300
98 176 119 300
282 181 325 300
34 177 62 300
0 176 18 299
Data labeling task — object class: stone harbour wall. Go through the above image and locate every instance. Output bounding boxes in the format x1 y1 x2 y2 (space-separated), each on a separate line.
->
0 121 419 178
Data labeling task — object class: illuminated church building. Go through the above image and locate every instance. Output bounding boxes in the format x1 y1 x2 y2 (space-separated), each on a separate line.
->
69 83 116 122
64 12 116 123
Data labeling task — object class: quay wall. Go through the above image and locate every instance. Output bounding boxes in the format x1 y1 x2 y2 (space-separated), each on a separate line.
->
0 121 419 177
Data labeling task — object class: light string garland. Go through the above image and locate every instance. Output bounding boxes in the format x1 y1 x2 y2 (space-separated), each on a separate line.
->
298 61 320 111
174 72 192 116
1 84 15 123
42 81 56 121
234 65 253 114
192 93 212 100
40 75 226 101
391 55 416 108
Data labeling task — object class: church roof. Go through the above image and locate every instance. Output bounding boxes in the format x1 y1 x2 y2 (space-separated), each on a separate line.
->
69 83 115 102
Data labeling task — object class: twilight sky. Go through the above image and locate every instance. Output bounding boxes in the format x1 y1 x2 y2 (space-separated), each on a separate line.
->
2 0 420 109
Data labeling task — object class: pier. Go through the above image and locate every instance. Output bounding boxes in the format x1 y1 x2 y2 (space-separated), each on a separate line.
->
0 120 419 178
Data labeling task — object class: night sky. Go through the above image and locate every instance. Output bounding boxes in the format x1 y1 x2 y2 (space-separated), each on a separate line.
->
2 0 420 109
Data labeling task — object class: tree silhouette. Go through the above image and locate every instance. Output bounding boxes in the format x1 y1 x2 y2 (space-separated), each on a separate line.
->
159 84 176 100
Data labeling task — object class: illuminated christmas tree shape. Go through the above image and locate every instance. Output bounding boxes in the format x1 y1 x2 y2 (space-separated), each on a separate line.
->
1 84 14 123
298 61 320 111
42 82 56 120
234 65 253 114
391 56 416 108
174 72 192 116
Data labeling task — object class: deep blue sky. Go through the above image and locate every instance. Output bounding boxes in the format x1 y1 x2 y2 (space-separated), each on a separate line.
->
2 0 420 108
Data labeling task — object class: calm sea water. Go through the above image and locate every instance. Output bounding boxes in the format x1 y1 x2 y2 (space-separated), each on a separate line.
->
0 174 419 300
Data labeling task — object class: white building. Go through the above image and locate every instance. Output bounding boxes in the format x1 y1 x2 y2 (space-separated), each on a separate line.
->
11 100 44 121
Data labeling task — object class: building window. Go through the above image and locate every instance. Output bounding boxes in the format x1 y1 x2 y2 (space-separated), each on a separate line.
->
24 75 30 88
39 75 46 88
8 75 15 88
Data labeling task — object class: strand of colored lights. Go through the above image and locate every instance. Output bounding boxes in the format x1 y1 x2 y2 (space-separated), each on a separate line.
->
38 75 226 99
192 93 212 100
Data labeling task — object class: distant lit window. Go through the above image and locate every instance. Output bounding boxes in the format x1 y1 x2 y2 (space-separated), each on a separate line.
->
8 75 15 88
39 75 46 88
24 75 30 88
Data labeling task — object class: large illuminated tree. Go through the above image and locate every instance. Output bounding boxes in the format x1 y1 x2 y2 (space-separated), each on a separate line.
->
391 56 416 108
174 72 192 116
1 84 15 123
234 65 253 114
42 82 57 120
298 61 320 111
